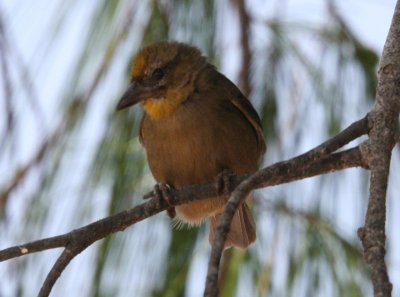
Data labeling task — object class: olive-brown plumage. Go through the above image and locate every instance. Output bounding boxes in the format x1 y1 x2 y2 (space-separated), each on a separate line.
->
117 41 266 248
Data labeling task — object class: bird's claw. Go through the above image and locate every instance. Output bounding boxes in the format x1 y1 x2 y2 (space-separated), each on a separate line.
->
153 183 176 219
215 169 234 197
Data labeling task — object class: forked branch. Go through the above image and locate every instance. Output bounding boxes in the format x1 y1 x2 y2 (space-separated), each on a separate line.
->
0 113 370 297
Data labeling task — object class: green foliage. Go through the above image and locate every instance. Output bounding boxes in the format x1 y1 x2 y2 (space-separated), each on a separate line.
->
143 0 169 46
220 249 251 297
280 202 368 297
152 227 199 297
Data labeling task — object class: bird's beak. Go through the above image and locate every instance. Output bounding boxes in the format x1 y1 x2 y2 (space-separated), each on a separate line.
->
116 81 152 111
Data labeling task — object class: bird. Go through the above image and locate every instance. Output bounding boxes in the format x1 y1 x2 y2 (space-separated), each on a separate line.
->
116 41 266 249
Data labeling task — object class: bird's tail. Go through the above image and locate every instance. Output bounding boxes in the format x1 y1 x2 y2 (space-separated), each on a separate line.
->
209 202 256 249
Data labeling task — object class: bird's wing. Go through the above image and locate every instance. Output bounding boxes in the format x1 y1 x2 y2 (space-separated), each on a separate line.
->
213 70 266 158
229 92 266 157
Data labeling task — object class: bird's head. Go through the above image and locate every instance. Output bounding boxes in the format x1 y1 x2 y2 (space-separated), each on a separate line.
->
116 41 207 120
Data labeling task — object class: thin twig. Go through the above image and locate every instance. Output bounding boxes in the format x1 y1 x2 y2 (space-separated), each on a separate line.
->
38 248 77 297
203 112 370 296
0 146 364 297
0 145 366 262
1 112 369 261
0 194 168 261
0 111 370 297
203 146 366 297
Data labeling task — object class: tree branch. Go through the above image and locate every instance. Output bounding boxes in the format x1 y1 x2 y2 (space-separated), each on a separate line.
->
0 112 370 297
356 1 400 297
0 110 368 261
0 146 365 262
203 114 370 297
38 248 78 297
0 194 168 261
204 141 369 296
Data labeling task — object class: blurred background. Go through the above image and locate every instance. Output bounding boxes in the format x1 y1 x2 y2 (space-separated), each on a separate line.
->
0 0 399 296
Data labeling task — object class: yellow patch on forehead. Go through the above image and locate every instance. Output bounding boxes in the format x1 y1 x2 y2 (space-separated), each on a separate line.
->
130 41 206 119
131 53 148 79
131 43 176 79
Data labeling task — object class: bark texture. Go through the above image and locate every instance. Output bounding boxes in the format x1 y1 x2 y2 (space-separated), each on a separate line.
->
357 2 400 297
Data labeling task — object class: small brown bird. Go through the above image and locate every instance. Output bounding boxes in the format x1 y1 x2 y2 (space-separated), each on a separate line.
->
117 41 265 248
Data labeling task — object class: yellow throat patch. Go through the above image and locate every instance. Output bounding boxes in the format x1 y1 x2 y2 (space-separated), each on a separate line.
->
142 84 193 120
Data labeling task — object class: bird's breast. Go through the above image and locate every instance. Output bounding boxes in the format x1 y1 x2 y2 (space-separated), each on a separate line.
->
140 98 261 222
141 107 218 186
141 97 260 183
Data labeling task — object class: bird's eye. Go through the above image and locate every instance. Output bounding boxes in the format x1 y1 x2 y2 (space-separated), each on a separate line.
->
152 68 165 80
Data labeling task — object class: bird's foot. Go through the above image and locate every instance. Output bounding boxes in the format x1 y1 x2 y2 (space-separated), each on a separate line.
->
215 169 235 198
152 183 176 219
